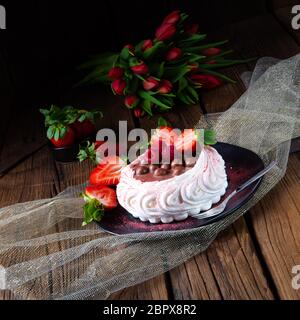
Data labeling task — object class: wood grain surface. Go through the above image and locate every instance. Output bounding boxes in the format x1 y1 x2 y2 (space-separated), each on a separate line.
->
0 7 300 300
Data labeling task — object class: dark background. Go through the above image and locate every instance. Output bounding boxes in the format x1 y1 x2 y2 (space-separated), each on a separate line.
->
0 0 297 109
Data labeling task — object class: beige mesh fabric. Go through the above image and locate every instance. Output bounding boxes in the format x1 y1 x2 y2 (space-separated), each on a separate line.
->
0 54 299 300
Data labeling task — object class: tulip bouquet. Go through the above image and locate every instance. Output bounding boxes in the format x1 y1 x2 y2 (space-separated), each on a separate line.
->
80 10 252 118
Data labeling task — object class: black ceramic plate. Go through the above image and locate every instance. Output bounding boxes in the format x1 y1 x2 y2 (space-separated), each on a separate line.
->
98 143 264 235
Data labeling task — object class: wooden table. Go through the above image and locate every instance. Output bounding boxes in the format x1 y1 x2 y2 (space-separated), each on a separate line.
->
1 7 300 300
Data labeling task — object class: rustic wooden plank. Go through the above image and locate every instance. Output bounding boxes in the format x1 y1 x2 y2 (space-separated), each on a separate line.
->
0 105 47 176
0 102 61 300
200 14 300 299
248 154 300 299
0 145 59 300
109 275 170 300
169 220 274 299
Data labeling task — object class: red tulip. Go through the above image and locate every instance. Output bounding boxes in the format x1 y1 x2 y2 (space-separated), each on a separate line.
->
184 23 199 34
207 60 217 65
142 39 153 51
202 47 221 56
124 44 135 53
165 47 182 61
155 23 176 41
108 67 124 80
158 80 173 94
143 77 160 91
188 62 199 73
111 79 126 95
162 10 181 25
189 74 222 89
130 62 149 75
134 108 145 118
125 95 139 109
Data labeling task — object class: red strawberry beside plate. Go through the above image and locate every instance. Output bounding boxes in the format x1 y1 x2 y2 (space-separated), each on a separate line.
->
89 156 126 186
82 185 118 226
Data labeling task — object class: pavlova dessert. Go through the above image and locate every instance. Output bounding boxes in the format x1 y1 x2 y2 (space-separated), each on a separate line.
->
117 127 228 224
81 127 227 226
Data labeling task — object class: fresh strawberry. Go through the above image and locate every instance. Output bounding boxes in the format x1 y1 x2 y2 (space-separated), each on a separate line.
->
82 185 117 226
175 129 200 153
49 125 75 148
85 185 117 210
151 126 178 147
72 120 96 141
89 156 126 186
149 126 179 163
145 148 160 164
95 140 106 149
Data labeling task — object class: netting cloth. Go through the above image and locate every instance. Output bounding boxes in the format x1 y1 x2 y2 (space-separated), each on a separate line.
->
0 54 299 300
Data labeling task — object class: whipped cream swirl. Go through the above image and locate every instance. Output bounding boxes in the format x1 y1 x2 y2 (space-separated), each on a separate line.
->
116 146 228 224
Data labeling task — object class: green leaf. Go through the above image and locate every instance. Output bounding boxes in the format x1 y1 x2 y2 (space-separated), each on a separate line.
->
158 95 175 107
127 76 139 94
120 47 131 60
60 126 67 139
179 77 188 92
186 86 199 102
187 54 206 63
142 99 153 116
177 91 195 105
157 62 165 78
138 91 172 110
54 128 60 141
129 57 139 67
142 41 164 60
78 53 119 70
186 40 229 53
82 199 104 226
47 126 55 139
204 130 217 145
78 141 98 164
165 65 191 83
179 34 207 47
157 117 169 127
